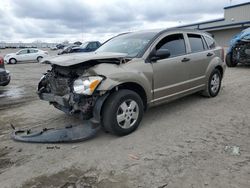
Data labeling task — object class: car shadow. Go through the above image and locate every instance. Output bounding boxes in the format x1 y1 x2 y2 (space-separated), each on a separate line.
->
234 64 250 69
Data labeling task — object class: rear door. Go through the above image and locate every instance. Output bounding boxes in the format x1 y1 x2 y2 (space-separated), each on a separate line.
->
27 49 39 61
151 33 190 103
185 33 213 87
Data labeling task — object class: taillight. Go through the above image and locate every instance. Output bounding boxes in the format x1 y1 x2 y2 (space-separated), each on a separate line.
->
0 57 3 65
221 48 225 62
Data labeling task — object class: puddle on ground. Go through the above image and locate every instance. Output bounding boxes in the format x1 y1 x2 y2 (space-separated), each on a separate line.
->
0 86 25 99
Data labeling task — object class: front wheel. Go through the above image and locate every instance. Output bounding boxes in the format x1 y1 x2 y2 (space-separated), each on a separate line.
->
102 89 144 136
201 69 222 97
9 58 17 64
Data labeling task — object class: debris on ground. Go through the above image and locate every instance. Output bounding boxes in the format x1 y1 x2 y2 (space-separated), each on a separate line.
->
128 154 140 160
224 146 240 156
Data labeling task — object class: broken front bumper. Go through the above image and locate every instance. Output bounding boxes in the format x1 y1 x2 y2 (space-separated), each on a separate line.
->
39 92 69 107
11 92 108 143
11 120 100 143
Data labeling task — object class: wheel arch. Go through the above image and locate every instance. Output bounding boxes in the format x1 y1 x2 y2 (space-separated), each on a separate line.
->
205 56 225 81
92 82 148 126
37 56 43 61
9 57 17 64
215 65 224 78
109 82 148 110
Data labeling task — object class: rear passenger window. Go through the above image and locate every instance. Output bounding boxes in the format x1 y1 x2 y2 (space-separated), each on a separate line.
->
205 36 216 49
156 34 186 57
188 34 205 53
29 49 38 53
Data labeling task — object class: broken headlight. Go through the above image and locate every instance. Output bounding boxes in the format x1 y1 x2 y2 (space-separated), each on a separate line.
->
73 76 103 95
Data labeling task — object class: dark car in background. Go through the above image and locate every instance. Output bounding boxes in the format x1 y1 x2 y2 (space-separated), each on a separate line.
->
56 44 65 49
226 27 250 67
57 41 101 55
77 41 101 52
0 56 10 86
57 45 79 55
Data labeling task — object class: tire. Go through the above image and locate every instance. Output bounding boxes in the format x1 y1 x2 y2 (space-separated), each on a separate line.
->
1 77 10 86
102 89 144 136
9 58 17 64
201 69 222 97
37 56 43 62
225 52 237 67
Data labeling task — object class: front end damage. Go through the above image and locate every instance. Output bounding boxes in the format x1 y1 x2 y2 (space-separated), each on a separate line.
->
226 28 250 66
12 54 128 143
38 65 101 119
228 38 250 64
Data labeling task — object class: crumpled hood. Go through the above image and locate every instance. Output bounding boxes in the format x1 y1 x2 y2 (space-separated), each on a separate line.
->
230 27 250 46
43 52 128 66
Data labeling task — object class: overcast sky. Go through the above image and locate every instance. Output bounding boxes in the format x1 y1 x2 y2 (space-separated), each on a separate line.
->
0 0 249 43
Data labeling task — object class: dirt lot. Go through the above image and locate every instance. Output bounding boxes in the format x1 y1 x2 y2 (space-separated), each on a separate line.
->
0 49 250 188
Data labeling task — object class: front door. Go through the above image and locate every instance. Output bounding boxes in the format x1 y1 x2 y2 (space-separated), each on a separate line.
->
16 49 29 61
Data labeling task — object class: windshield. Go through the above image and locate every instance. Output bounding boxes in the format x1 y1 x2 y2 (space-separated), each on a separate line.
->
80 42 88 48
96 32 157 57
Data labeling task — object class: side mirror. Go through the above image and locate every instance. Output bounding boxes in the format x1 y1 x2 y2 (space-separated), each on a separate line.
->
150 49 171 61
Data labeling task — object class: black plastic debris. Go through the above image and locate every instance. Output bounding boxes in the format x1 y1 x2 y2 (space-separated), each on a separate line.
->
11 121 100 143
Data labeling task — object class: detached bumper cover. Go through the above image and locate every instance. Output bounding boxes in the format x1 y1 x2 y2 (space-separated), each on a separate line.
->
11 120 100 143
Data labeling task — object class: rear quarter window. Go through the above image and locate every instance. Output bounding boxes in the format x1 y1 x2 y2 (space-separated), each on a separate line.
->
188 34 205 53
204 36 216 49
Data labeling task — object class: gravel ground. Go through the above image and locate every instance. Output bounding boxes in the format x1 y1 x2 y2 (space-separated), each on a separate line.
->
0 49 250 188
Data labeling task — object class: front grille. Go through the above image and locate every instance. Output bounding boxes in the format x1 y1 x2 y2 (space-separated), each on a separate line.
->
46 72 71 96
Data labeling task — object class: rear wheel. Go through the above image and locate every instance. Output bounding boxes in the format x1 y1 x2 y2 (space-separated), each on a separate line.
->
37 56 43 62
9 58 17 64
102 89 144 136
201 69 222 97
225 52 238 67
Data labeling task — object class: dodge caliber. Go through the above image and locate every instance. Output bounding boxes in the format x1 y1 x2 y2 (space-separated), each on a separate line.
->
37 29 226 136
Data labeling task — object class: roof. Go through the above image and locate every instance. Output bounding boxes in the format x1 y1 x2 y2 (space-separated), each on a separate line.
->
224 2 250 9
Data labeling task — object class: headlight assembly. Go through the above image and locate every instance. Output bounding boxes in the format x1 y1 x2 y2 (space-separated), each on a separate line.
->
73 76 103 95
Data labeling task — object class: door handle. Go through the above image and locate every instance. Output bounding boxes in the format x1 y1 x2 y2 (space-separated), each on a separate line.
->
207 52 214 57
181 58 190 62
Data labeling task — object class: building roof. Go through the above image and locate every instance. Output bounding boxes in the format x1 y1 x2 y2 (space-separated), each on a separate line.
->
178 2 250 31
224 2 250 9
177 18 225 28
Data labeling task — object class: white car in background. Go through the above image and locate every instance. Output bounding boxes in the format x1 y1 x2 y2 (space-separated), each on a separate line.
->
4 48 48 64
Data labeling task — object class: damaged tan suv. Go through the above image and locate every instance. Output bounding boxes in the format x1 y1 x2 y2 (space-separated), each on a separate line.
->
38 29 226 136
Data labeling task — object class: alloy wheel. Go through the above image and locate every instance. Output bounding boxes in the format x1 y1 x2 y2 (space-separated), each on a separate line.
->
116 99 139 129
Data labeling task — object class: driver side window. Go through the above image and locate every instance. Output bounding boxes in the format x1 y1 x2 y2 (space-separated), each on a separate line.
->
156 34 186 58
